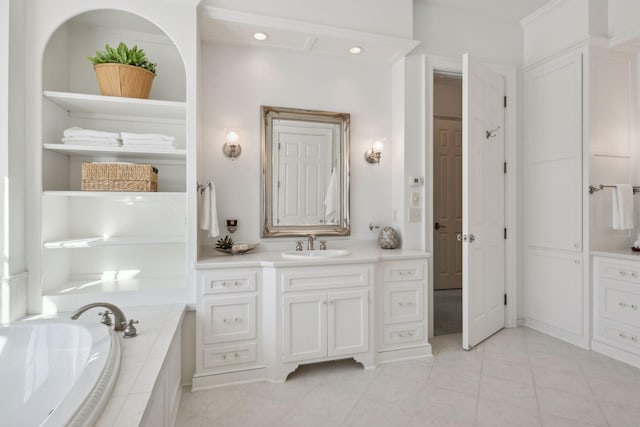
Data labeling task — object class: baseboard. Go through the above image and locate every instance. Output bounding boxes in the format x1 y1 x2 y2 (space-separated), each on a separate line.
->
591 340 640 369
524 317 590 349
191 367 266 391
376 343 433 364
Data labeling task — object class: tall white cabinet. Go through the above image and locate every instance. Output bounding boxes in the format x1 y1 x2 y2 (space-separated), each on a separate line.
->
24 1 198 313
522 1 637 348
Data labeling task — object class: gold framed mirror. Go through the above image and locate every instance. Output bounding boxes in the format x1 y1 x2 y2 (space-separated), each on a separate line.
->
261 106 350 237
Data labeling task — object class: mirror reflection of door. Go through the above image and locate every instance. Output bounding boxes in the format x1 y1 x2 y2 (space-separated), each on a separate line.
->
272 121 336 226
433 71 463 336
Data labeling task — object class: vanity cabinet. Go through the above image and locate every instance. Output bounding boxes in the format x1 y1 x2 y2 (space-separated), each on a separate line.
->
195 269 262 382
193 252 431 389
282 288 369 362
378 260 428 356
275 263 373 378
592 256 640 367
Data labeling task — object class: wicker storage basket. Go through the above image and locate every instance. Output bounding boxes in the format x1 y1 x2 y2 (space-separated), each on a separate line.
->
81 163 158 192
93 63 154 99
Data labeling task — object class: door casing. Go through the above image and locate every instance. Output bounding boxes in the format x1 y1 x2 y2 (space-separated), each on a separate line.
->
425 55 518 337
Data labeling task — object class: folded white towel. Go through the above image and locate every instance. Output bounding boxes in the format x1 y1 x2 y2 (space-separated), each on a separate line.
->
121 132 175 142
63 127 120 139
613 184 634 230
62 136 122 146
122 139 175 146
324 167 338 224
199 183 220 238
122 144 176 150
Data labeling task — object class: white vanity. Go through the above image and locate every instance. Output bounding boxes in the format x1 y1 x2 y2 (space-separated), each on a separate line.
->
192 248 431 390
592 252 640 368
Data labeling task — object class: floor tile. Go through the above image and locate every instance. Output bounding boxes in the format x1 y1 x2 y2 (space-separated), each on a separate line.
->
176 327 640 427
476 397 542 427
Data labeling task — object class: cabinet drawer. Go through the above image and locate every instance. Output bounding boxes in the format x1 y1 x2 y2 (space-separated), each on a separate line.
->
202 271 257 294
281 265 370 292
383 282 423 324
202 343 257 369
383 262 424 282
598 279 640 328
383 323 424 346
202 295 256 344
596 318 640 355
598 260 640 284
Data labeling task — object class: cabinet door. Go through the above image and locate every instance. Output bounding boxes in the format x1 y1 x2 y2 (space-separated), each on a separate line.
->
328 289 369 357
282 293 327 362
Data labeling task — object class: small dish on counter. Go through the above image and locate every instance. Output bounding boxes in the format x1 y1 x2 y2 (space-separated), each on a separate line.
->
215 243 259 255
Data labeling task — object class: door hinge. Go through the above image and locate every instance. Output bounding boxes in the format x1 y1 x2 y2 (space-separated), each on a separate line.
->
504 228 507 240
504 293 507 306
503 162 507 174
278 142 281 150
504 96 507 108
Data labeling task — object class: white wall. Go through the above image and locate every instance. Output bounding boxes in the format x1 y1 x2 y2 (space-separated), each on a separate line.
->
413 0 526 66
608 0 640 40
202 0 414 39
0 0 9 285
198 43 393 247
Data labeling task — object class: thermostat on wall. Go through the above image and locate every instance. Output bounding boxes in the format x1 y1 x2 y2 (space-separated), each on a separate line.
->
409 176 424 187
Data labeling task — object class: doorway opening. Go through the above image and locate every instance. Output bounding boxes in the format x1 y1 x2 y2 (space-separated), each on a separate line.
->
432 70 463 336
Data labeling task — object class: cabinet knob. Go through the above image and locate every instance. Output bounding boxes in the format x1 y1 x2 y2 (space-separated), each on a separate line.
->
620 271 628 277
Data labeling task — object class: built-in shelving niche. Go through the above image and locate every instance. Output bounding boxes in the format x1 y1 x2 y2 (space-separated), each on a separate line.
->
40 9 188 312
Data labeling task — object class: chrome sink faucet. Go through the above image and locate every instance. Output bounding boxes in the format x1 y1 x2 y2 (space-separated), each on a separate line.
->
70 302 138 337
307 234 316 251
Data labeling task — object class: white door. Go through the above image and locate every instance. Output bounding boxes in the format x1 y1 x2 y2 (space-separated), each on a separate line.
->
282 293 327 362
433 118 463 290
462 54 506 350
327 289 368 356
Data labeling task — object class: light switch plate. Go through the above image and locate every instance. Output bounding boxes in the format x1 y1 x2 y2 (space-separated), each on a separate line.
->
412 192 420 206
409 207 421 222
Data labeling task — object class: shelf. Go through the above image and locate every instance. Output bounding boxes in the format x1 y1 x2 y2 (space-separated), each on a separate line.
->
44 235 186 249
43 91 186 122
42 191 186 198
44 144 187 160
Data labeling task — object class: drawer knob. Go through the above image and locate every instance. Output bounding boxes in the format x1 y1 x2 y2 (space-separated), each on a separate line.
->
633 273 639 278
398 271 412 276
620 302 629 308
620 271 628 277
632 336 638 343
398 302 414 307
223 317 241 324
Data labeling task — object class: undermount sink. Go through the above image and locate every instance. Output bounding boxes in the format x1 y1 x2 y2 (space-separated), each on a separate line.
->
281 249 351 259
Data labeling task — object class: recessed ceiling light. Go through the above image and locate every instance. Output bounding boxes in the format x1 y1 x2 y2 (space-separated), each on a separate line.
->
349 46 363 54
253 32 268 41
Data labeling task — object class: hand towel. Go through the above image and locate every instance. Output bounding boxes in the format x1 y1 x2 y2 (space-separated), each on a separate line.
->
199 183 220 238
612 184 634 230
63 127 120 139
122 139 175 146
324 167 338 223
121 132 176 142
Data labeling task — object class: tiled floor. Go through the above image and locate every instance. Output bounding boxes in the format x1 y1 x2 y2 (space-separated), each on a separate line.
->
176 328 640 427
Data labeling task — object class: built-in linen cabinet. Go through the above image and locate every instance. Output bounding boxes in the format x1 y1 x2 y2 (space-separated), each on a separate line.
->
36 9 190 312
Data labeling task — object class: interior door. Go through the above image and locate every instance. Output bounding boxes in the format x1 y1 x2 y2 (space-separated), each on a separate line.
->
433 118 463 290
462 54 506 350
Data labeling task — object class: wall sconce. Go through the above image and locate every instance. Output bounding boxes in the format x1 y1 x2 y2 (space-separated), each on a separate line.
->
364 139 384 164
223 128 241 160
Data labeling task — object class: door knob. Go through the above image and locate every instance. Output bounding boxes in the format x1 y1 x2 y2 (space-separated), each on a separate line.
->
434 222 446 230
469 234 478 243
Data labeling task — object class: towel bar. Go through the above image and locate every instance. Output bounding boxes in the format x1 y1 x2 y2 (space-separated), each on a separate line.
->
589 184 640 195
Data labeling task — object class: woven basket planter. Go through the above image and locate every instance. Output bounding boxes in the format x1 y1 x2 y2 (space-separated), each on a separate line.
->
93 63 154 99
81 163 158 192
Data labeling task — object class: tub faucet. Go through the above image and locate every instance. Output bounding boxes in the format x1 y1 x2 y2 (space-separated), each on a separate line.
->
70 302 131 333
307 234 316 251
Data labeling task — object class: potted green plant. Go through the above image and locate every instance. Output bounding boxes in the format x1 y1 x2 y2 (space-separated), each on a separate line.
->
88 42 157 99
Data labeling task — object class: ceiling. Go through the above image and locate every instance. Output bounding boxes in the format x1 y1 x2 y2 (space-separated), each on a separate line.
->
198 6 420 63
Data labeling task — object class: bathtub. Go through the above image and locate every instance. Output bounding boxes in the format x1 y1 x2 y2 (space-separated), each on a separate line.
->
0 317 120 427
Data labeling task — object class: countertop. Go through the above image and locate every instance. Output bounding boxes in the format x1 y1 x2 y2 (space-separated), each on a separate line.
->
94 304 185 427
195 247 431 269
592 249 640 262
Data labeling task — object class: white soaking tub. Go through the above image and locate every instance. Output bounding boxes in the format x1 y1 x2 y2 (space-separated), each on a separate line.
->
0 317 120 427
